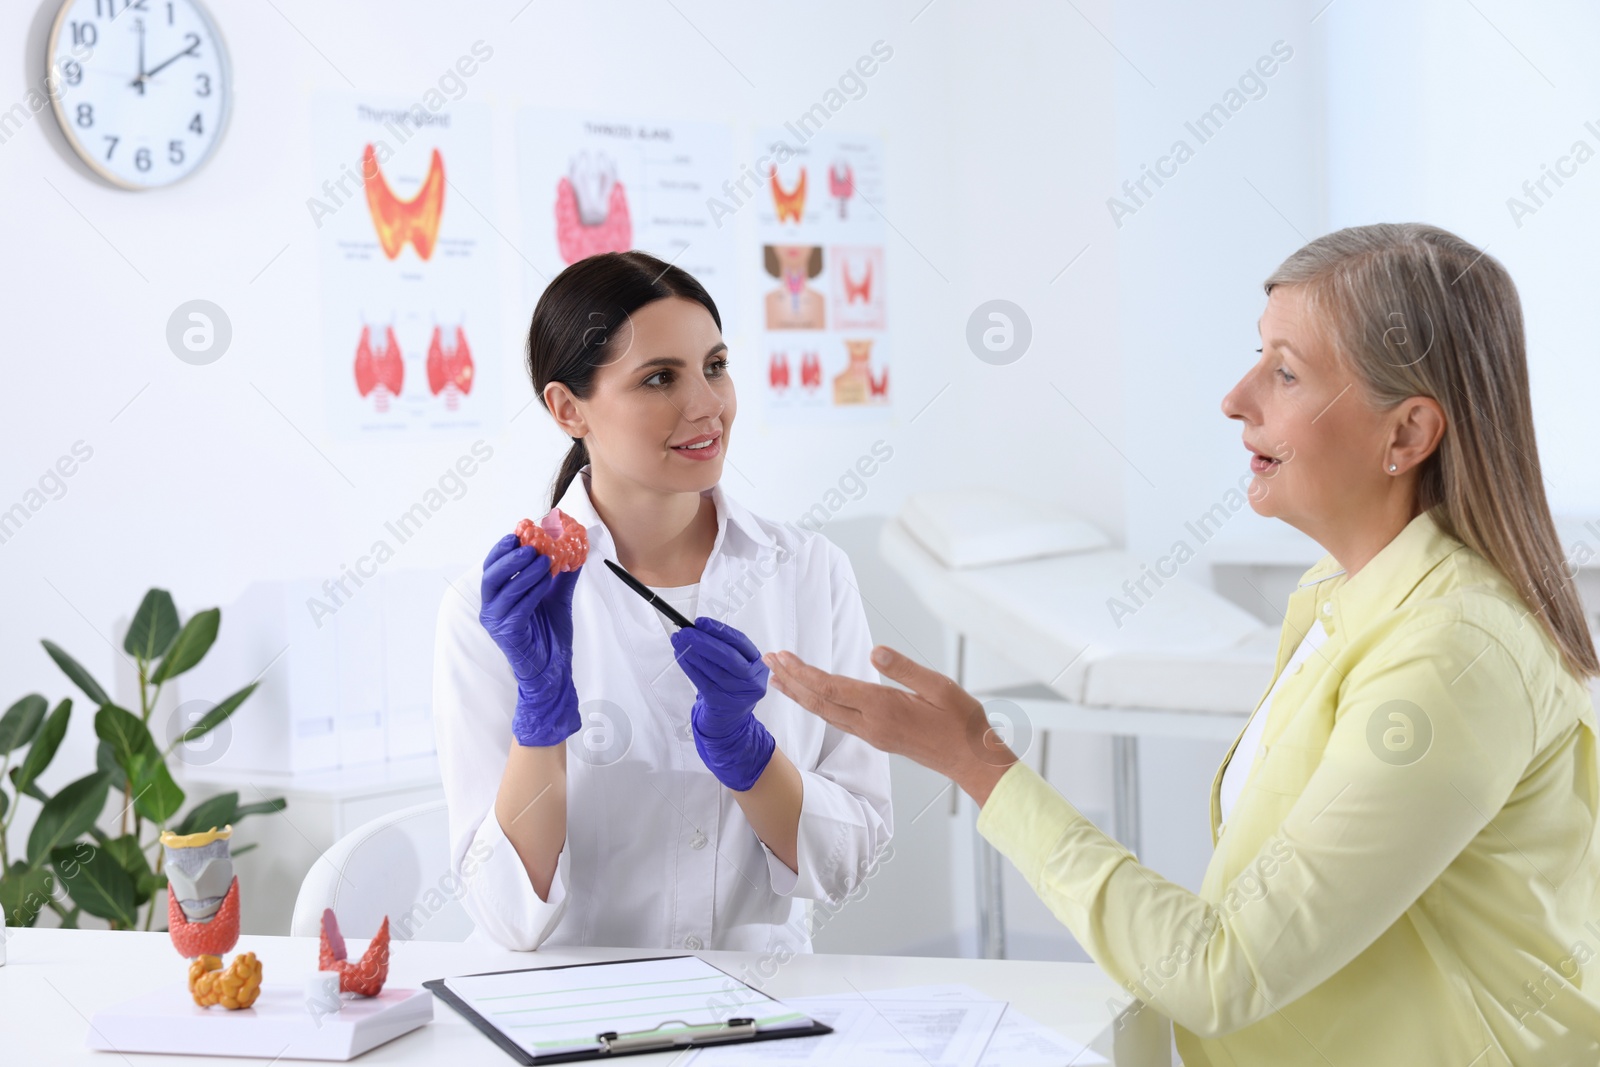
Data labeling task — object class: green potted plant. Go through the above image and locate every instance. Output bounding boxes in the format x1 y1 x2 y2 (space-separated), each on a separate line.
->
0 589 286 931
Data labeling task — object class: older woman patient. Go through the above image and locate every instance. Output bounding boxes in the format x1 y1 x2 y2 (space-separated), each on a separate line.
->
765 224 1600 1066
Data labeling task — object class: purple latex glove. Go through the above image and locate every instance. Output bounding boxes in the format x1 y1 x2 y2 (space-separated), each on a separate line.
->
670 617 775 791
478 533 583 747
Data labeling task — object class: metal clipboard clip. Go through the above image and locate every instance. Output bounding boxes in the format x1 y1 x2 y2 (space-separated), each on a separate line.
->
596 1017 757 1054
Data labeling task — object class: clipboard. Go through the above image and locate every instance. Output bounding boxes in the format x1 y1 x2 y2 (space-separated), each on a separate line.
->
424 955 833 1064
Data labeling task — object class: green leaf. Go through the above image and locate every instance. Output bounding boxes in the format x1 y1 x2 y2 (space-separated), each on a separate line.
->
51 844 136 927
0 695 47 755
101 833 150 902
102 833 143 869
94 738 128 795
40 639 109 707
12 699 71 798
138 867 167 901
129 754 184 825
230 843 257 857
234 796 287 819
0 789 7 822
175 792 238 837
25 772 109 867
0 861 55 928
124 589 181 663
9 768 48 803
151 609 220 685
177 683 257 747
95 704 157 779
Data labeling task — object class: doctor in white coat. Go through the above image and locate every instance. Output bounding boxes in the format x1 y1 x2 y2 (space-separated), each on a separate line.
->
432 250 892 954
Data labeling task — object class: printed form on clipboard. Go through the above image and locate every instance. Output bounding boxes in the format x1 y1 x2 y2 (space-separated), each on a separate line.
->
427 955 830 1064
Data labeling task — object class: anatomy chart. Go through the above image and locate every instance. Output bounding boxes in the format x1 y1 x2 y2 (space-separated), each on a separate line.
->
517 110 737 329
311 93 500 438
757 130 889 420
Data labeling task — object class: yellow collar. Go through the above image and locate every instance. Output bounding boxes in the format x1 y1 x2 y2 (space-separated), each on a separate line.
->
1293 508 1465 634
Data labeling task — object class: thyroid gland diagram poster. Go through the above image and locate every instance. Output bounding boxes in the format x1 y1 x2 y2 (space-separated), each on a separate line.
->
755 129 889 421
311 92 500 438
517 110 737 330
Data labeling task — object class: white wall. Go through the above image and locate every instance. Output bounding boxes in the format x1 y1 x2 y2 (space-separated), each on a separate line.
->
1 0 1126 952
1323 0 1600 514
1105 0 1330 907
13 0 1584 960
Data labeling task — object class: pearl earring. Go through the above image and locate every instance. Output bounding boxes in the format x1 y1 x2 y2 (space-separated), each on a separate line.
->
1388 464 1397 472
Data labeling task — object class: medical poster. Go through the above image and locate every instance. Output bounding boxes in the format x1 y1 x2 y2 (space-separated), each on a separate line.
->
516 110 738 328
756 129 890 420
310 92 500 438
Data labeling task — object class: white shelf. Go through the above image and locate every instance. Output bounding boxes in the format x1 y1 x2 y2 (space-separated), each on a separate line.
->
177 754 441 801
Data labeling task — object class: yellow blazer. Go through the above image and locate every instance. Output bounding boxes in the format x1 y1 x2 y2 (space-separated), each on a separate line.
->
977 508 1600 1064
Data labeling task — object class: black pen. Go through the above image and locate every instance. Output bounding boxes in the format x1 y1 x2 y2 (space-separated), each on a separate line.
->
604 559 698 630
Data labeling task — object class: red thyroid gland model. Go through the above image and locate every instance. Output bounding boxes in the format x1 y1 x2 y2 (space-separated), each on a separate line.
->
319 908 391 997
163 825 264 1011
513 508 590 575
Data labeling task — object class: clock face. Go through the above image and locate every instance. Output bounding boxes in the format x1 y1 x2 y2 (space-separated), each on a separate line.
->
47 0 231 190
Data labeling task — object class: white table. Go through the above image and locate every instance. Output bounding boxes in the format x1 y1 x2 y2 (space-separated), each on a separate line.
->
0 929 1173 1065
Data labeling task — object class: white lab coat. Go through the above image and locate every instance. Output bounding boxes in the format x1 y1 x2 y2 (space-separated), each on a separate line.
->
432 467 893 953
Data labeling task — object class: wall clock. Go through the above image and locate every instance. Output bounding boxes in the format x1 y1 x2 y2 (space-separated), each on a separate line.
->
46 0 231 190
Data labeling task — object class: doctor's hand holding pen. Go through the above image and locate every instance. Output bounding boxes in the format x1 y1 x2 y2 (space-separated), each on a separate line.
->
672 617 805 873
670 618 775 791
478 534 584 901
763 645 1019 806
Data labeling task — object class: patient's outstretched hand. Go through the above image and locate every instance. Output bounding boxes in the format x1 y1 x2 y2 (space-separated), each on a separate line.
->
763 645 1018 804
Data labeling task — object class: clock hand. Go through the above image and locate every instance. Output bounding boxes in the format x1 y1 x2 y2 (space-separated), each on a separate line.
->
143 39 201 82
129 18 147 94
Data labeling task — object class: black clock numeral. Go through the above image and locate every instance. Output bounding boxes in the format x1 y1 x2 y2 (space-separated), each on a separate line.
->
135 147 152 172
189 113 203 136
196 73 211 97
103 135 118 160
61 60 82 87
168 140 185 165
184 32 201 58
70 21 97 47
167 2 174 24
75 103 93 128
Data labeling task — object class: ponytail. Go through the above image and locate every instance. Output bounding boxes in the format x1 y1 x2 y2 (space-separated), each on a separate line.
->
551 438 589 512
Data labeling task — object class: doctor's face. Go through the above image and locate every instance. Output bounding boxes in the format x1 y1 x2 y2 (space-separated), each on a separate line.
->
579 296 734 496
1221 285 1388 537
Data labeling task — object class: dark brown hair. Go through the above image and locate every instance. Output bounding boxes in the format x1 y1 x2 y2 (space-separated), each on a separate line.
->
526 251 723 510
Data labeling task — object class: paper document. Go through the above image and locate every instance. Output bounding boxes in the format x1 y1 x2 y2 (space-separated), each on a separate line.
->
685 983 1106 1067
877 986 1108 1065
442 955 815 1060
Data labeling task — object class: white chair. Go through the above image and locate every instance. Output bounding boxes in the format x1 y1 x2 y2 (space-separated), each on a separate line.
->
291 799 475 943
